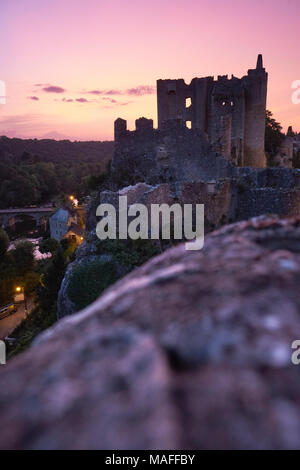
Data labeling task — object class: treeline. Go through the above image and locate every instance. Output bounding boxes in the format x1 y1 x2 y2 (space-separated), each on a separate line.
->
0 160 110 208
0 136 113 163
0 136 113 208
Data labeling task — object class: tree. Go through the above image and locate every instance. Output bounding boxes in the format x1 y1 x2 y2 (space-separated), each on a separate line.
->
24 271 40 294
67 259 117 312
38 248 66 311
0 228 9 260
39 238 59 254
12 241 35 277
265 110 285 159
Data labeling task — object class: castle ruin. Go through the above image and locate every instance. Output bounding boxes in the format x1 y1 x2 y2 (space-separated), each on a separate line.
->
112 55 268 186
157 54 268 167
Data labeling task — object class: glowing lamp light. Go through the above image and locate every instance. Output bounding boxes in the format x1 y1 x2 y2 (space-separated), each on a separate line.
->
16 286 21 292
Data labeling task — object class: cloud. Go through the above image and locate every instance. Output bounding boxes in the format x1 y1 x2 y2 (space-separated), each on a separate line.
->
103 101 133 109
87 90 104 95
57 93 133 107
59 97 93 104
43 85 66 93
85 85 155 97
34 83 51 87
102 97 117 104
28 96 39 101
126 85 155 96
87 89 122 96
105 89 122 95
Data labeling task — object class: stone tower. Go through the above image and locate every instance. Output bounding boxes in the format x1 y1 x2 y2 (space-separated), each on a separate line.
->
157 55 268 167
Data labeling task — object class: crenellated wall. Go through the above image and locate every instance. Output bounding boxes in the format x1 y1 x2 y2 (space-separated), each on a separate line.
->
112 119 235 187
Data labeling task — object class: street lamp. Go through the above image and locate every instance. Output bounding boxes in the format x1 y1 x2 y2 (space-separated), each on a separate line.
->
15 286 27 317
69 195 78 207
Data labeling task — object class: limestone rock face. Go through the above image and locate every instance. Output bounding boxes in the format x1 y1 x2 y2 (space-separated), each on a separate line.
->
2 215 300 449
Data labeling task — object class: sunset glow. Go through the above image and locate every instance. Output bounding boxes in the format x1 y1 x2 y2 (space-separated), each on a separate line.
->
1 0 300 140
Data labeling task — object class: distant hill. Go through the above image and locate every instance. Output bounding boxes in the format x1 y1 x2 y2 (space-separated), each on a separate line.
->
0 136 114 164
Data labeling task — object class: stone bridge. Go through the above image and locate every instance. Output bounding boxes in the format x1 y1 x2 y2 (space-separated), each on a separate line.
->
0 207 55 231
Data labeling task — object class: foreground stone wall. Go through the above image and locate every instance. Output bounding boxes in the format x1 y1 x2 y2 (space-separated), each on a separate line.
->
1 216 300 449
237 188 300 220
97 180 234 234
90 166 300 236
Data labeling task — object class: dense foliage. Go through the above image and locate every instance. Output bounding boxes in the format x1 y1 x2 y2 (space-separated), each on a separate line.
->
67 258 117 311
37 248 66 313
67 239 160 312
265 110 285 163
6 305 58 359
0 228 9 258
96 238 160 267
6 246 67 359
39 238 60 254
0 235 36 306
0 227 69 358
0 136 113 208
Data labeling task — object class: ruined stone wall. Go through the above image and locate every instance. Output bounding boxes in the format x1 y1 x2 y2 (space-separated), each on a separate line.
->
243 57 268 167
235 167 300 189
112 119 235 187
157 76 215 132
96 179 234 236
155 55 267 168
237 188 300 220
97 166 300 238
209 76 245 165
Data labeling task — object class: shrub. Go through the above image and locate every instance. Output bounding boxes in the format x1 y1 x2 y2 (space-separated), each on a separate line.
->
39 238 59 254
0 228 9 259
96 238 160 267
67 259 117 312
6 304 58 359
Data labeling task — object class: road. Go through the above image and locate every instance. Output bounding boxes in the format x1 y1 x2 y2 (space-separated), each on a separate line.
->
0 296 34 340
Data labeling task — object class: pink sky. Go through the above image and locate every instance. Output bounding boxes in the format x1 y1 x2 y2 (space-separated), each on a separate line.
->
1 0 299 140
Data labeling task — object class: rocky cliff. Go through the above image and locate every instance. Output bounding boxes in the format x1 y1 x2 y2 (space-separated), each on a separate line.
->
1 215 300 449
